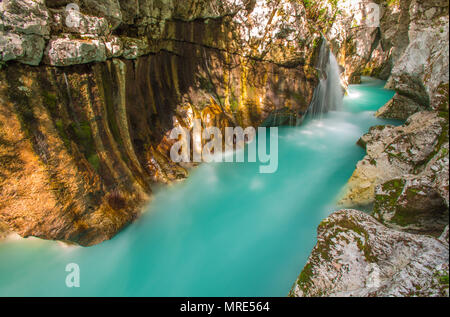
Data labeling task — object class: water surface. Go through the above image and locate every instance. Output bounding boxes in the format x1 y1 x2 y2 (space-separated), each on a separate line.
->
0 77 397 296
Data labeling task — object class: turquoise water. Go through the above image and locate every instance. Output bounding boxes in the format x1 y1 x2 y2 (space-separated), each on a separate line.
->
0 77 397 297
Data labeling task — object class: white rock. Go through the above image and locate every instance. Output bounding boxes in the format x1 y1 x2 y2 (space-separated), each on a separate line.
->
290 209 449 297
44 38 107 66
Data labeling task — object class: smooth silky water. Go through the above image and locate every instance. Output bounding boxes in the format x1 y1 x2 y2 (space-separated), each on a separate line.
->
0 77 399 297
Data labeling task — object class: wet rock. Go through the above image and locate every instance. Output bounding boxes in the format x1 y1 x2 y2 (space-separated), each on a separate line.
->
290 209 449 297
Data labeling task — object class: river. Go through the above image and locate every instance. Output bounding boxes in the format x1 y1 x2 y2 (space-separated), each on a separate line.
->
0 77 399 296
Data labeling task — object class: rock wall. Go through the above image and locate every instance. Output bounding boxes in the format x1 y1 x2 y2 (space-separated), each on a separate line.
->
290 209 449 297
1 0 322 245
336 0 449 230
292 0 449 297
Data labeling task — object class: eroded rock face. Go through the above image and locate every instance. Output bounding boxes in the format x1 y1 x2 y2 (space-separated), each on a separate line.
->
382 1 449 118
0 0 51 37
44 37 107 65
0 27 316 245
290 209 449 297
339 111 449 208
372 126 449 236
0 1 323 245
0 0 323 67
375 93 427 120
0 221 11 240
373 175 448 236
0 32 46 65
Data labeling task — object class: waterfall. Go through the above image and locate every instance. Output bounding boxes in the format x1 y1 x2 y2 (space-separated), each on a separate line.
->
301 40 343 122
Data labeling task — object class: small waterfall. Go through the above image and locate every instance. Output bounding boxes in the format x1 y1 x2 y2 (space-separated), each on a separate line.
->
301 40 343 122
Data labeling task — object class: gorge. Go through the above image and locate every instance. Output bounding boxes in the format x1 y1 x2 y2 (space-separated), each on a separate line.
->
0 77 399 296
0 0 449 297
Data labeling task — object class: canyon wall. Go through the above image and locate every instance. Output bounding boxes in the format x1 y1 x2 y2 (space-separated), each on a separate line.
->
1 1 449 296
1 0 325 245
292 0 449 297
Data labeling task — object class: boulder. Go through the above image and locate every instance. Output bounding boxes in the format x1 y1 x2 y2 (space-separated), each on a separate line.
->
44 37 107 66
290 209 449 297
0 0 50 36
373 173 448 236
339 111 448 207
376 93 428 120
386 8 449 111
0 32 46 65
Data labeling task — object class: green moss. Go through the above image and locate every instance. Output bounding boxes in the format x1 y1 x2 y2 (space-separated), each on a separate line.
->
361 65 373 76
374 178 405 219
69 121 94 152
414 115 449 173
87 154 100 172
54 119 71 149
390 210 417 227
439 274 449 285
67 121 98 171
72 122 92 141
42 91 58 113
319 216 377 263
296 262 313 293
382 179 404 192
387 0 400 6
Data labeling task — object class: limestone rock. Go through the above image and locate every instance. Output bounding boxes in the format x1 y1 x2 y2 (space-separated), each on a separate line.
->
386 4 449 111
60 9 110 36
373 175 448 236
376 93 428 120
339 111 448 207
44 37 107 66
440 226 449 244
0 32 46 65
104 36 123 58
290 209 449 297
81 0 123 31
122 37 151 60
372 122 449 235
0 0 50 36
0 221 11 240
0 0 50 65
